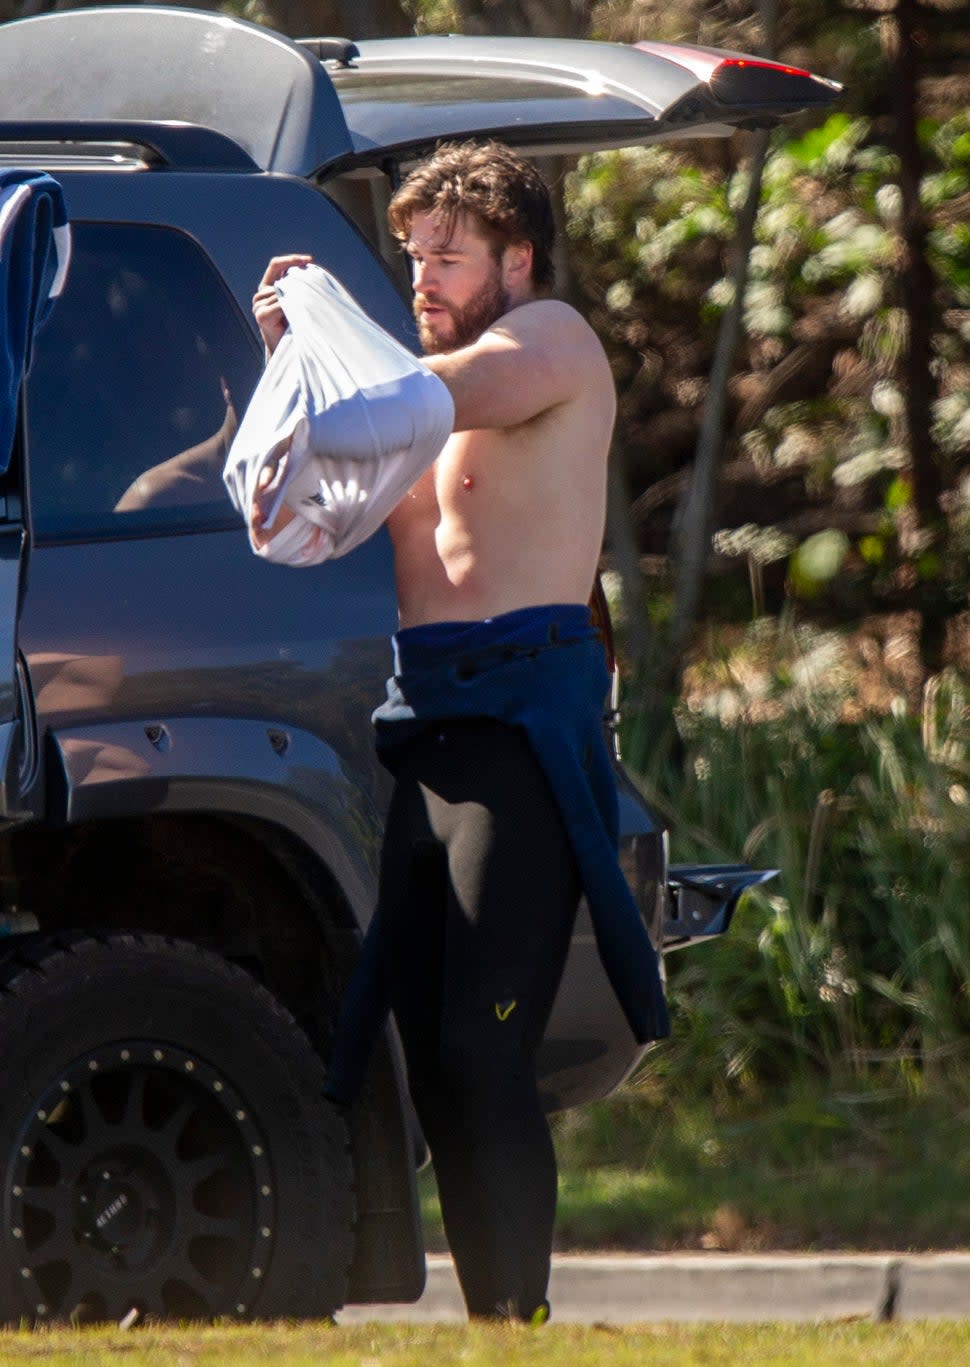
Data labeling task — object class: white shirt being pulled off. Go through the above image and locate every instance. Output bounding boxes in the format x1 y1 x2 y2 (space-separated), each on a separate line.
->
223 264 454 565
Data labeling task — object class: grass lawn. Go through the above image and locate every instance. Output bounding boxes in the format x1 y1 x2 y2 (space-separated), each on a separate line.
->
0 1322 967 1366
420 1158 970 1255
416 1084 970 1253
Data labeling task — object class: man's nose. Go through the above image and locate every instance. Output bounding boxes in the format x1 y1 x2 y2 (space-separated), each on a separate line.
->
413 259 437 294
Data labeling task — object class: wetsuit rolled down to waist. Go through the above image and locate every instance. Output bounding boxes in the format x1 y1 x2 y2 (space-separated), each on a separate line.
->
325 601 671 1107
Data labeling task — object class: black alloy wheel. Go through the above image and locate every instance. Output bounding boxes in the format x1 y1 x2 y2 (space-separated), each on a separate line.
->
0 933 354 1324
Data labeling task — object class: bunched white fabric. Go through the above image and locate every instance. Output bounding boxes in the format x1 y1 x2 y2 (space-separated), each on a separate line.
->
223 264 454 564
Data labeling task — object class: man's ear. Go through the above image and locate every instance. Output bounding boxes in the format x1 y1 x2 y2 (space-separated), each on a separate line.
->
502 240 533 288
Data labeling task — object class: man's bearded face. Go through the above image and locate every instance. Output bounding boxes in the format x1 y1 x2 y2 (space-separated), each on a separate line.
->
414 265 509 354
407 209 511 355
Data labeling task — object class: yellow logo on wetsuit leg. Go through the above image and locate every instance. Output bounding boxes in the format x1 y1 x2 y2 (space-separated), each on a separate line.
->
495 1000 517 1021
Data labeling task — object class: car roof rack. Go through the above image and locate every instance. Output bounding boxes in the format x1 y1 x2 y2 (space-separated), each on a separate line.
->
0 6 355 178
297 38 360 68
0 121 258 172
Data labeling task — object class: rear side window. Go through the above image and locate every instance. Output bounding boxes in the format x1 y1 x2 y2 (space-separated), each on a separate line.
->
25 222 261 542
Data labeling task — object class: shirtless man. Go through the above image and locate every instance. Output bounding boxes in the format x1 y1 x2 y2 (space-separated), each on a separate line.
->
250 153 613 617
250 141 666 1323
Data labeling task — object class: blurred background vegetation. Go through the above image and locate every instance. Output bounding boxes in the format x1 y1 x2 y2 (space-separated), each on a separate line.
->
6 0 970 1249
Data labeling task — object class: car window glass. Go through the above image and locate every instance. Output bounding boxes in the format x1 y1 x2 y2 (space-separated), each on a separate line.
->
25 222 261 542
321 171 412 299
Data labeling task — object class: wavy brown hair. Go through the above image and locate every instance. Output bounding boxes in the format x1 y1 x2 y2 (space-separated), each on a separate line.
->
387 140 555 292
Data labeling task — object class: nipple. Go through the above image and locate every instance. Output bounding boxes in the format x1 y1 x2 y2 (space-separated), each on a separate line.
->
462 475 475 491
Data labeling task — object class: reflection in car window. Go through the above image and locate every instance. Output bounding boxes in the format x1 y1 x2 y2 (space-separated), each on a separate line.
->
25 222 261 541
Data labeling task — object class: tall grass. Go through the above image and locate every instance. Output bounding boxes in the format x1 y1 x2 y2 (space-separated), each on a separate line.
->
622 624 970 1103
540 619 970 1248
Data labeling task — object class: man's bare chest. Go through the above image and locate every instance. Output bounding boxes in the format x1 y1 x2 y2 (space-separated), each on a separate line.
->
434 428 508 501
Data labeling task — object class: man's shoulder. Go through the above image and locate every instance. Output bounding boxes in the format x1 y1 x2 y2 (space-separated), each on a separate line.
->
490 298 606 360
495 297 588 334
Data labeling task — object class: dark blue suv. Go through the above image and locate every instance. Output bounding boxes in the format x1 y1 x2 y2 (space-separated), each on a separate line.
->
0 5 832 1325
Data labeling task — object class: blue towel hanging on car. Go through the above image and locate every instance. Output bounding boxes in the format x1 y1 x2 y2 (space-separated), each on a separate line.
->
0 169 72 473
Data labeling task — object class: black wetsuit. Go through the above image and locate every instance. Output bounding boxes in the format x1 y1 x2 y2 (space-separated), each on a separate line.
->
324 603 669 1320
379 715 580 1319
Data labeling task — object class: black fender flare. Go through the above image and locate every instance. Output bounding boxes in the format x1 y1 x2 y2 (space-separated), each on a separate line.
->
46 713 383 928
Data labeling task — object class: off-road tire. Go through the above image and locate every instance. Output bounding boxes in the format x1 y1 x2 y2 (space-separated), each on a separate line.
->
0 931 354 1324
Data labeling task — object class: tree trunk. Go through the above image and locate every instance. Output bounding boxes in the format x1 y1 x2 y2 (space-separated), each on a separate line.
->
886 0 941 526
669 128 770 662
885 0 945 671
887 0 940 527
665 0 777 677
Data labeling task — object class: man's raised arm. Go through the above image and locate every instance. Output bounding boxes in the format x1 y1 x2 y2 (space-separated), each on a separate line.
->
424 300 605 433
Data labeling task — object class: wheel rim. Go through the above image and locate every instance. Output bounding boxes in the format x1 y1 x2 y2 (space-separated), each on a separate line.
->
7 1042 275 1323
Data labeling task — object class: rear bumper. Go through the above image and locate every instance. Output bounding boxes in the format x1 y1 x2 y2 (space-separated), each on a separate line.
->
664 864 779 950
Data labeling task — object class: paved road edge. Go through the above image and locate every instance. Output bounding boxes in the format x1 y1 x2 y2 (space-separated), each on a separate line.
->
338 1252 970 1324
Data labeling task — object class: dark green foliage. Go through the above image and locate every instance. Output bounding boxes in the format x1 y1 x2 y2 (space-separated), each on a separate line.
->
621 650 970 1098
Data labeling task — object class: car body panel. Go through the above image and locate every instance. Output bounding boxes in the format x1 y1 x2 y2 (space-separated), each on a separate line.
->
0 6 353 177
38 169 416 344
665 863 779 946
46 716 384 924
333 35 839 167
0 530 22 728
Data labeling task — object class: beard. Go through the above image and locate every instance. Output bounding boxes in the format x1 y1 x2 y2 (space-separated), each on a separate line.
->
414 270 510 355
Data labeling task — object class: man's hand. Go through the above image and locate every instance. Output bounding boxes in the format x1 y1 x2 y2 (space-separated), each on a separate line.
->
252 254 313 356
250 448 297 549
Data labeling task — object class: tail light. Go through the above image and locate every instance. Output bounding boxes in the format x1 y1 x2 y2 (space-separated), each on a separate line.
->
634 41 841 108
